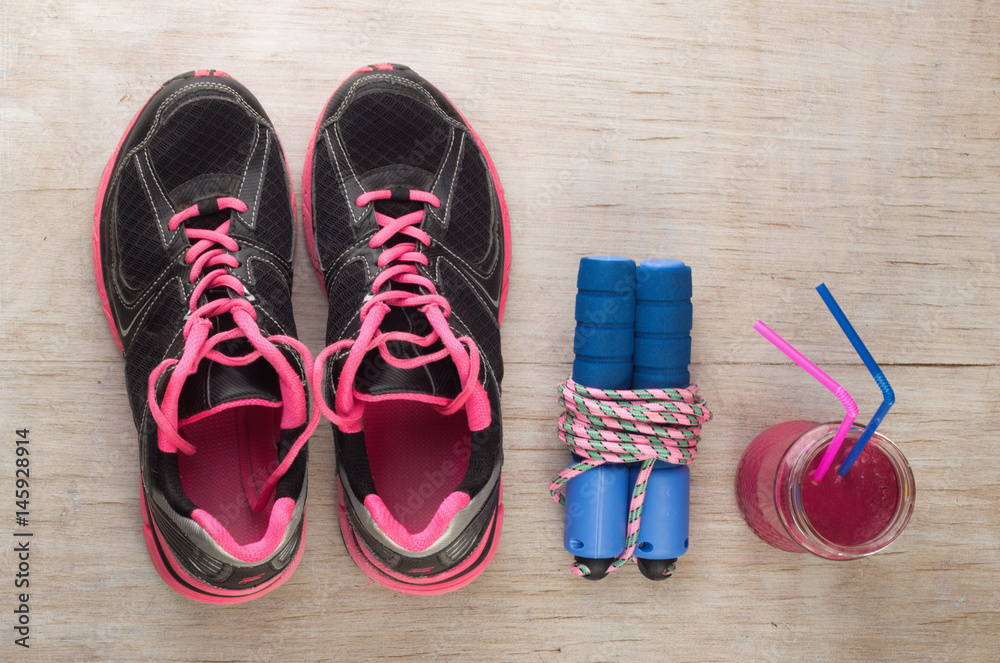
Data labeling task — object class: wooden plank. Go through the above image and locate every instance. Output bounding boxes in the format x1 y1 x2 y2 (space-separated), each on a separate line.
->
0 0 997 660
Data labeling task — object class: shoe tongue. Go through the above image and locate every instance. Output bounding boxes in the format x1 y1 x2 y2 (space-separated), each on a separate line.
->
351 169 461 401
168 174 240 210
177 356 282 421
353 309 463 400
360 166 433 218
183 210 230 231
360 165 434 195
167 181 283 421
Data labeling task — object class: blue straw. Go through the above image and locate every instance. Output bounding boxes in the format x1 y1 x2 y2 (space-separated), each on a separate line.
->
816 284 895 476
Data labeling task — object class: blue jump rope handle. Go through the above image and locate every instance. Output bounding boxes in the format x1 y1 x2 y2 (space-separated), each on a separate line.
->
564 256 635 579
563 257 695 580
630 259 692 581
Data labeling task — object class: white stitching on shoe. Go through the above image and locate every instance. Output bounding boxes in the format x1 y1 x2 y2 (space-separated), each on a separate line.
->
112 82 271 187
427 131 464 228
141 150 177 247
246 256 292 337
117 276 186 346
331 126 365 218
236 123 263 230
319 74 464 133
133 153 174 254
434 253 502 314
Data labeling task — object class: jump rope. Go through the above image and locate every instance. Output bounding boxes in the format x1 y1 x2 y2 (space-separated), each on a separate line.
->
548 257 712 580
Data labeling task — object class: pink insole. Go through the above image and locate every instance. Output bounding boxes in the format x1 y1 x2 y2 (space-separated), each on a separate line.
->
177 405 281 545
363 400 472 533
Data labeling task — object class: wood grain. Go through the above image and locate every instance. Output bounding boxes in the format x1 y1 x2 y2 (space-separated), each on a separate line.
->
0 0 997 660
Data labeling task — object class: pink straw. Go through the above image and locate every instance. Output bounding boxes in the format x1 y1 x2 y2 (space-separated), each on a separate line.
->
754 320 859 481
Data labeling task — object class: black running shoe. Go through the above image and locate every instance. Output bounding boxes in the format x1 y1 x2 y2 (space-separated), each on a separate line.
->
303 64 511 594
93 70 318 603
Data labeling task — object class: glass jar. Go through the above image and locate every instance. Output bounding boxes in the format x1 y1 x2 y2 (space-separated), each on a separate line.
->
735 421 915 559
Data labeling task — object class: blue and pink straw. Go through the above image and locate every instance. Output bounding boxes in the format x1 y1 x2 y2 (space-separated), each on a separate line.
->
816 284 895 477
754 321 858 482
755 285 895 481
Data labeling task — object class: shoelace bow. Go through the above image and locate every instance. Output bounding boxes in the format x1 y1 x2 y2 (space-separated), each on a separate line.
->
548 378 712 577
313 189 489 433
147 197 320 512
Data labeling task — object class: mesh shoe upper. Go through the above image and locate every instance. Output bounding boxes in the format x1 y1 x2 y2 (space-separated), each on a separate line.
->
95 71 314 599
305 64 509 588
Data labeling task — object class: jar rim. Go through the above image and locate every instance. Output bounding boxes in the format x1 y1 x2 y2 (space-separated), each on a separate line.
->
775 423 916 560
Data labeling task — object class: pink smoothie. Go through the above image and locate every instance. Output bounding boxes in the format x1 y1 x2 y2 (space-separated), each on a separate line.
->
736 421 913 558
801 441 899 547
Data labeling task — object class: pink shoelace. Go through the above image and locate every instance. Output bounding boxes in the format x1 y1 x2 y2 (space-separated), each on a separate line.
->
313 189 490 433
147 197 320 512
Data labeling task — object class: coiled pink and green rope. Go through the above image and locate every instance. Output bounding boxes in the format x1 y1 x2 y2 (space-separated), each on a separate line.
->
548 377 712 577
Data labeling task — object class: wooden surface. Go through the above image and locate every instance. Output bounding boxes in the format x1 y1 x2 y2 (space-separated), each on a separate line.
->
1 1 998 661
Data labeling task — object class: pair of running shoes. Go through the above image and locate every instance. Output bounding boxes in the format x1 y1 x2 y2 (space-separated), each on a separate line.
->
93 65 510 602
